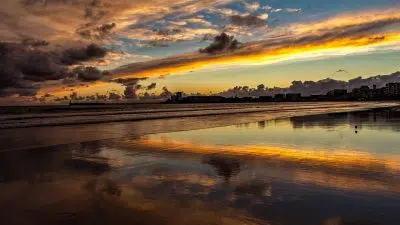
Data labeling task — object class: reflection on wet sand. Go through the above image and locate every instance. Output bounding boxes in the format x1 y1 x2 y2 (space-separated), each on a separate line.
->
133 137 398 173
0 178 263 225
289 109 400 131
1 109 400 225
204 155 241 182
116 137 400 195
0 153 262 225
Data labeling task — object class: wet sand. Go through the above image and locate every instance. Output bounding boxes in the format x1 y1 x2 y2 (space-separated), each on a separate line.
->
0 104 400 225
0 102 397 151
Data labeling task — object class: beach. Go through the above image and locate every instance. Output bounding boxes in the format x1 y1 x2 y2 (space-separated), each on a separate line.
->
0 102 400 225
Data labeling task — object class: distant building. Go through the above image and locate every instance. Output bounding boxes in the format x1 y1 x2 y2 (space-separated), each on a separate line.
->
385 83 400 97
326 89 348 100
241 97 253 102
166 82 400 104
286 93 301 101
274 94 286 101
327 89 347 97
259 96 273 102
371 85 385 99
310 95 326 101
175 92 183 100
170 92 184 102
360 85 370 92
180 95 226 103
348 83 400 100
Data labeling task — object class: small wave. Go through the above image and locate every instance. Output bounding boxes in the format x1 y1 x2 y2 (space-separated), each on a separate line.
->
0 102 396 129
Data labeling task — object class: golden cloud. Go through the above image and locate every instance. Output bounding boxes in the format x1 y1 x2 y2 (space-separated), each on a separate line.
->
112 9 400 79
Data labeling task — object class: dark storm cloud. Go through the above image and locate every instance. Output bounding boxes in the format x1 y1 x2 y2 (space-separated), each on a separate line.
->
60 44 108 65
0 42 108 96
18 51 66 81
200 32 240 54
98 23 116 34
230 14 266 27
76 30 92 39
0 42 60 96
63 91 113 102
160 86 172 98
112 77 148 100
70 66 110 82
123 84 139 99
118 85 171 101
113 77 147 86
146 82 156 90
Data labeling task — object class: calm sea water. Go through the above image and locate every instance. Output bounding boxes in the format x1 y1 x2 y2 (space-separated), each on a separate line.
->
0 107 400 225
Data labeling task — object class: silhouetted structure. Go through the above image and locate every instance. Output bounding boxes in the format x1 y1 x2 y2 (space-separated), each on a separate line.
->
327 89 347 100
274 94 286 102
166 92 184 103
352 85 370 100
179 95 226 103
259 96 273 102
166 82 400 103
385 83 400 97
286 93 301 101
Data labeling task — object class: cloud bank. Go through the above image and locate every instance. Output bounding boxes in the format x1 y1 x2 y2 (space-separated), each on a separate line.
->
0 42 109 96
217 71 400 97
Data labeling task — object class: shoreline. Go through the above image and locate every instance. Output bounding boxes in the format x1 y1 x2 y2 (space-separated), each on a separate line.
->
0 102 398 129
0 102 398 152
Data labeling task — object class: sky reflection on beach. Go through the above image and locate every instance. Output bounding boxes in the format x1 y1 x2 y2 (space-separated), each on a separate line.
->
0 109 400 225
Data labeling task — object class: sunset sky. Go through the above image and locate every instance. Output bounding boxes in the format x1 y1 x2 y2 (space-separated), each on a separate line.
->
1 0 400 103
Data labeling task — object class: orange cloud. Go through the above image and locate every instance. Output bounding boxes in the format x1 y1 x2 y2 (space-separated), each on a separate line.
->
113 33 400 79
112 9 400 79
